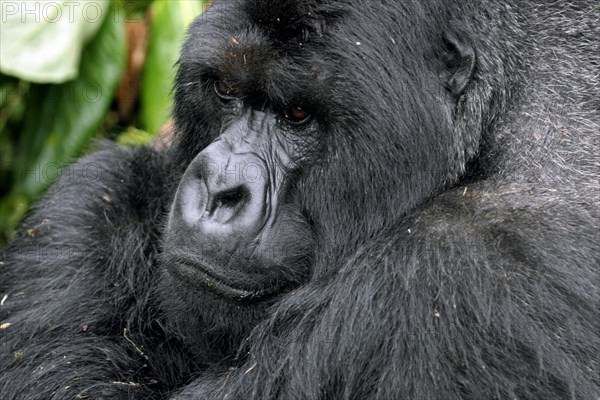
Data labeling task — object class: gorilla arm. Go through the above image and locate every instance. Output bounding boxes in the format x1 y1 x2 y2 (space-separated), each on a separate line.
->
170 183 599 400
0 145 174 399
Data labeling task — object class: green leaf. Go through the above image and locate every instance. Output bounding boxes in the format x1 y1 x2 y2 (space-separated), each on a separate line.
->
14 4 126 198
0 0 110 83
140 0 206 134
116 127 154 146
0 194 28 244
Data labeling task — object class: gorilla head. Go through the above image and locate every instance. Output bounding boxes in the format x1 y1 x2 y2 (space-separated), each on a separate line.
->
161 0 477 336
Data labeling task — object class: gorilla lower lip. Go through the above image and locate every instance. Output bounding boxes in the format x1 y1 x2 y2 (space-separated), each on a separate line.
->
172 261 278 301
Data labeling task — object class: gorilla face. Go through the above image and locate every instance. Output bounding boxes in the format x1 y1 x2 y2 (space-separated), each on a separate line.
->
161 0 472 333
161 4 328 331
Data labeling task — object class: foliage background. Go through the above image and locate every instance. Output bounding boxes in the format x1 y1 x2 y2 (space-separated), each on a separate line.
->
0 0 210 246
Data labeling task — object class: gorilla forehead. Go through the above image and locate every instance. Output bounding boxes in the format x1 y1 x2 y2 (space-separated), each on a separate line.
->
243 0 347 41
186 0 342 60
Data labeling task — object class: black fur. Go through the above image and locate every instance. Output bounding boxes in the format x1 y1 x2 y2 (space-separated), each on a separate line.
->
1 1 599 399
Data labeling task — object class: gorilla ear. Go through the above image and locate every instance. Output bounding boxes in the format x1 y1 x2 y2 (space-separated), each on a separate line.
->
441 32 476 98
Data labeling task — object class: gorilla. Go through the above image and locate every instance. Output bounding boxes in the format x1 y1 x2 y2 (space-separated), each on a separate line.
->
1 0 598 399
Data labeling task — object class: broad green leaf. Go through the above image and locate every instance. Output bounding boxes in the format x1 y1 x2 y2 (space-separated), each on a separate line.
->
14 4 126 198
0 0 110 83
140 0 207 134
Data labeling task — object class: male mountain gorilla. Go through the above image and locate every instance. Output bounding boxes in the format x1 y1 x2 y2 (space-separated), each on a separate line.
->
1 0 598 399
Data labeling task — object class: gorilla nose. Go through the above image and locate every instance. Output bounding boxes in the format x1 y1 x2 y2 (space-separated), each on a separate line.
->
177 140 269 237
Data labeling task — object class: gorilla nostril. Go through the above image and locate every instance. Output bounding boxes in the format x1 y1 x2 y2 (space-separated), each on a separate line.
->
212 186 249 211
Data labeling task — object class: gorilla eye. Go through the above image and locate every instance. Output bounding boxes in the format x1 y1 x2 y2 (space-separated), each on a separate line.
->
214 79 236 99
281 105 311 125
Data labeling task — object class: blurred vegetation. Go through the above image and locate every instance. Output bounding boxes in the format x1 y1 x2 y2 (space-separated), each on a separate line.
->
0 0 210 246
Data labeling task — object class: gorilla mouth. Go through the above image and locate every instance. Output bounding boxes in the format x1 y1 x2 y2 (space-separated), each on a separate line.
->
171 259 282 302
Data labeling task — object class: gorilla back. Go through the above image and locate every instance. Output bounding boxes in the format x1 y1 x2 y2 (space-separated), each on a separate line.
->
1 1 598 399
